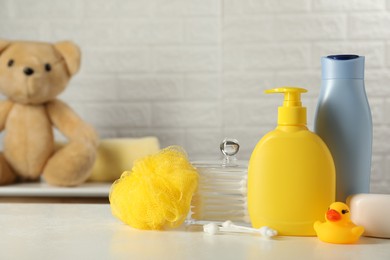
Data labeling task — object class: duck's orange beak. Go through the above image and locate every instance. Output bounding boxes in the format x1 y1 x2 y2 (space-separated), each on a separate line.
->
326 209 341 222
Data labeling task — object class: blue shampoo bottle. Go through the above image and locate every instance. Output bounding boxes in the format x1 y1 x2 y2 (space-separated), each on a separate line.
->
314 55 372 202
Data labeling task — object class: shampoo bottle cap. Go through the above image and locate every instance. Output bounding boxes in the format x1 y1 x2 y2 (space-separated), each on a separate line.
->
322 55 364 79
265 87 307 126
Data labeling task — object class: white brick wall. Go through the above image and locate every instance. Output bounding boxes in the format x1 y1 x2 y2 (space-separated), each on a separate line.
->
1 0 390 192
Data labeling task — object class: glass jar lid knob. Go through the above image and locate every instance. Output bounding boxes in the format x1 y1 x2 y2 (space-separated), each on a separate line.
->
220 138 239 165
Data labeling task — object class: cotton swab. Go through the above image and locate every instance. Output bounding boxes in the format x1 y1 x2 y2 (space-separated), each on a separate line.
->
203 220 278 238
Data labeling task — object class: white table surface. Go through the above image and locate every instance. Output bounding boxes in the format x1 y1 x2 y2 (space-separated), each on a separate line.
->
0 203 389 260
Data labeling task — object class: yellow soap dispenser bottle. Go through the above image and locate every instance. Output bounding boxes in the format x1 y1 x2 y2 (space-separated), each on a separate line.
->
248 87 335 236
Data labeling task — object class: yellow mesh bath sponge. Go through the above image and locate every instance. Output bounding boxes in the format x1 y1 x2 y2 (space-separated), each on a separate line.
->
109 146 198 230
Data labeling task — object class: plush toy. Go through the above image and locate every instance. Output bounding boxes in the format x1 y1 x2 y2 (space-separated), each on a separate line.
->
0 39 98 186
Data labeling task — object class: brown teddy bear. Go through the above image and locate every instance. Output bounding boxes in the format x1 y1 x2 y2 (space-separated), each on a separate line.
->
0 39 98 186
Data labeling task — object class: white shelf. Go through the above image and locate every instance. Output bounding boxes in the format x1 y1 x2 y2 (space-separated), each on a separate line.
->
0 181 111 198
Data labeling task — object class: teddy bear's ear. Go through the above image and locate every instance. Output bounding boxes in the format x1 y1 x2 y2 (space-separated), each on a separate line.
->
0 40 10 54
54 41 81 76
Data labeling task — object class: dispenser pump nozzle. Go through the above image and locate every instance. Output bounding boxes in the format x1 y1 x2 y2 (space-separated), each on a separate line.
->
265 87 307 126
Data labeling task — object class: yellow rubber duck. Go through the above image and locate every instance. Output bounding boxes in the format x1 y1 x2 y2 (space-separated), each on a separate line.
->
314 202 364 244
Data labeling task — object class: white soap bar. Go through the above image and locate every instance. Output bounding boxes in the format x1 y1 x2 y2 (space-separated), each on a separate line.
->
347 193 390 238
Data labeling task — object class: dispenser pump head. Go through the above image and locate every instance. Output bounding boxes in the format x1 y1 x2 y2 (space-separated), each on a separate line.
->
265 87 307 126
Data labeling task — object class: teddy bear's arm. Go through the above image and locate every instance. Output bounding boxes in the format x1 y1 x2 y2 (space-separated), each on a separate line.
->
46 99 98 147
0 100 14 131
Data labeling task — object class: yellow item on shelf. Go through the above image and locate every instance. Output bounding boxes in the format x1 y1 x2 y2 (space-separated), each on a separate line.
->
248 87 335 236
314 202 364 244
88 137 160 182
109 146 198 230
